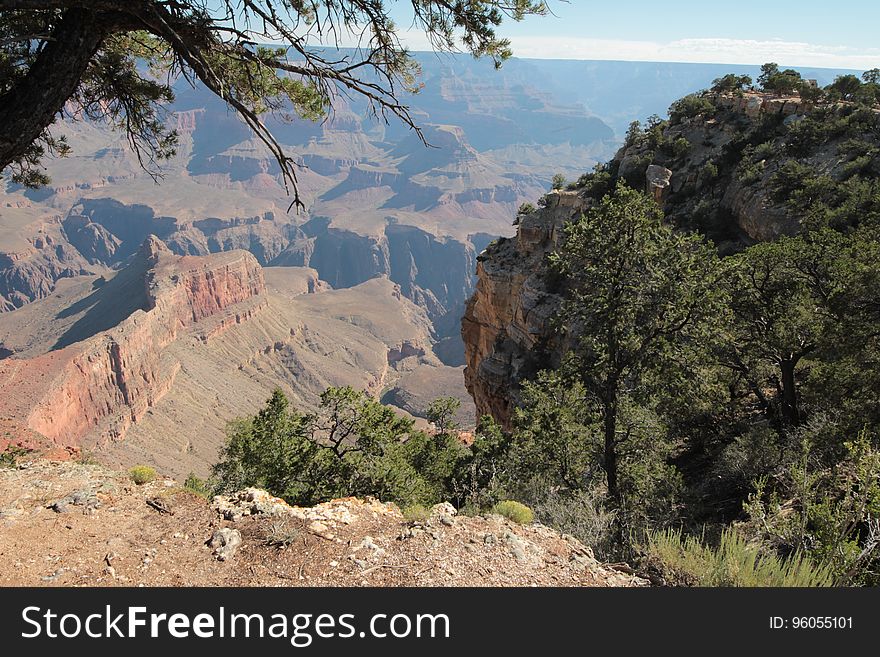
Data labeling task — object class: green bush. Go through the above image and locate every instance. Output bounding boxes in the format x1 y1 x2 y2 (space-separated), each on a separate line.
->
758 63 803 95
490 500 535 524
623 120 642 148
212 388 467 509
0 445 30 469
711 73 752 93
668 94 715 124
700 160 718 182
741 431 880 584
736 159 763 184
401 504 430 523
184 473 211 498
670 137 691 158
646 527 834 587
129 465 157 485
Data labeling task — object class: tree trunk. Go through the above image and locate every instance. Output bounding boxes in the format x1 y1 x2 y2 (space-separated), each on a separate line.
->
779 358 800 426
0 8 106 173
603 395 620 502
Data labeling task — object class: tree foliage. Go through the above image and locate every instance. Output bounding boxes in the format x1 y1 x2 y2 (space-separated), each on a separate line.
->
550 182 725 503
757 62 803 95
711 73 752 94
0 0 547 202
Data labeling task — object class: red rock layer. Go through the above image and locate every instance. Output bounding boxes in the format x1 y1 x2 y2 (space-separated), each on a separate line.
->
0 238 265 450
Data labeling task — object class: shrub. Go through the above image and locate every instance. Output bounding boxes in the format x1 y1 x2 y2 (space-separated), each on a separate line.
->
264 520 299 548
700 160 718 183
671 137 691 158
620 152 655 188
130 465 157 485
826 74 862 101
551 173 567 190
752 140 775 161
646 527 835 587
572 163 614 198
842 154 874 179
490 500 534 524
184 473 211 497
624 120 642 148
668 94 715 123
799 83 824 103
741 431 880 584
736 159 763 185
528 485 615 555
212 388 466 509
758 63 803 95
517 202 537 216
402 504 430 523
711 73 752 93
0 445 30 469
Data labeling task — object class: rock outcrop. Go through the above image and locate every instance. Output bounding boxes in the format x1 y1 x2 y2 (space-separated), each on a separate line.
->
0 237 266 450
463 90 880 425
610 90 880 244
463 192 586 427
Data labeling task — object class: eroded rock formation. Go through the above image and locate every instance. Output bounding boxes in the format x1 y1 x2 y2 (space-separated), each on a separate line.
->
0 237 266 449
463 192 585 427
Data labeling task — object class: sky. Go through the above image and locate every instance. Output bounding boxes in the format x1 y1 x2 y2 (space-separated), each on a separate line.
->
388 1 880 69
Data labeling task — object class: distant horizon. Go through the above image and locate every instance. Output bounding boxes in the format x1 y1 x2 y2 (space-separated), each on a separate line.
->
386 1 880 71
292 44 868 74
411 51 866 74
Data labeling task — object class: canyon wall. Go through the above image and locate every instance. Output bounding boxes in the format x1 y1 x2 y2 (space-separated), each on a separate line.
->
0 237 266 449
462 192 584 427
0 199 490 355
463 91 873 426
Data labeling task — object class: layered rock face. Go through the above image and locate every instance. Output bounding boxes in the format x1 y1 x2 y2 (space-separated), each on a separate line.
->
0 234 463 477
463 191 586 427
0 238 266 449
0 197 488 359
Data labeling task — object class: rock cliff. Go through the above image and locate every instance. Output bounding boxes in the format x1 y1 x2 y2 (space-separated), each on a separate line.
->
463 90 880 425
463 192 584 426
0 238 266 449
0 236 463 479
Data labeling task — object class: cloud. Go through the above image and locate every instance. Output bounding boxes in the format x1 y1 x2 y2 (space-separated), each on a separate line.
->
305 27 880 71
490 36 880 70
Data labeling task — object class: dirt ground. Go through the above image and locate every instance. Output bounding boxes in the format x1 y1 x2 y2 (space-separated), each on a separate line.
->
0 459 645 587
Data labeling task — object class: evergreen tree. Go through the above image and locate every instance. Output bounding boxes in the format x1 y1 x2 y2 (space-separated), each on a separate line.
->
550 182 726 502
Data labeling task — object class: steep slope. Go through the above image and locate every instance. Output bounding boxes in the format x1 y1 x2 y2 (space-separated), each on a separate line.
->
463 89 880 426
0 237 267 450
463 191 583 426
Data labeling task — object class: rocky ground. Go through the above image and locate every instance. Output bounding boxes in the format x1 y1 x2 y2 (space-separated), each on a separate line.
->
0 458 644 587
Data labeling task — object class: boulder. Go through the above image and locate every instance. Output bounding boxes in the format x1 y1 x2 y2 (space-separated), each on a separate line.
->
208 528 242 561
645 165 673 204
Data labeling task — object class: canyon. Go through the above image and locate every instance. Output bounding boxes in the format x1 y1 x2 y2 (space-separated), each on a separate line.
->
0 236 466 479
0 57 860 475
